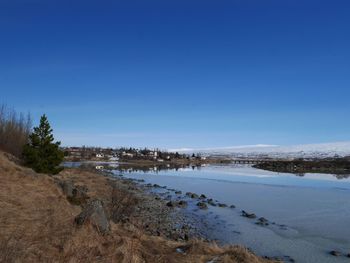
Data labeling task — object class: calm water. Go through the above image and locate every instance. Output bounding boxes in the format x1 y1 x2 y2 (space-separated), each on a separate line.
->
65 162 350 262
116 164 350 263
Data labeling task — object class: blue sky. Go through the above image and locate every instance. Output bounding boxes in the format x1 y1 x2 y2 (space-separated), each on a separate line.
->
1 0 349 149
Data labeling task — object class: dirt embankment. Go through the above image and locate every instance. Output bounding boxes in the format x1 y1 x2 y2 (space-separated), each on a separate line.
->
0 151 276 263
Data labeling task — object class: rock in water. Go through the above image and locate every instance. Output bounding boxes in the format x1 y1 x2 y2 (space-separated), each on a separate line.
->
256 217 269 226
199 194 207 199
197 202 208 210
329 250 341 257
177 200 188 208
241 210 257 219
75 199 110 233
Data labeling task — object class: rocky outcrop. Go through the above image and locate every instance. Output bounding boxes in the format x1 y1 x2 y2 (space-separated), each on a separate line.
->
60 180 74 197
59 180 89 205
75 199 110 233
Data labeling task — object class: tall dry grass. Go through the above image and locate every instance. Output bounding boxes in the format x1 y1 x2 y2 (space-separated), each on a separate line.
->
0 104 32 158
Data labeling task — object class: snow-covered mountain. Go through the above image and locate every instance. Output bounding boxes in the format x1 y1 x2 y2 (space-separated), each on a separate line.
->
169 142 350 159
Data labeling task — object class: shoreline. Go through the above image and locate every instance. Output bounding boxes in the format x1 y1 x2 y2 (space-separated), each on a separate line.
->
111 163 350 262
253 159 350 177
0 151 276 262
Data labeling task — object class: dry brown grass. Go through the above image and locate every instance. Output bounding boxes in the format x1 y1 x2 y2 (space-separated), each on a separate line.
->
0 151 276 263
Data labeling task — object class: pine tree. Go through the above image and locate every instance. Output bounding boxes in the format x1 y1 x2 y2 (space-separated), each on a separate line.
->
23 114 64 174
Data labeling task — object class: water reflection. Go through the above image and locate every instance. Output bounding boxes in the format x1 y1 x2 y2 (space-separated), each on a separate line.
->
63 161 350 180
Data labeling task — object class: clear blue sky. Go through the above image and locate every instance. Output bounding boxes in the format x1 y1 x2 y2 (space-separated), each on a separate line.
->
1 0 349 149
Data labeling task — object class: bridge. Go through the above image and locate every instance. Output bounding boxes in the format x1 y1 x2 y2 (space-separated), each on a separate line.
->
231 159 262 164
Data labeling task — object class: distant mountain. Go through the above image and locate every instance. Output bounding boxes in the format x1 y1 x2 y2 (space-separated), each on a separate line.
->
169 142 350 158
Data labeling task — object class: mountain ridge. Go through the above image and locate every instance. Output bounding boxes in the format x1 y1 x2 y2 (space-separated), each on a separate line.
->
169 141 350 158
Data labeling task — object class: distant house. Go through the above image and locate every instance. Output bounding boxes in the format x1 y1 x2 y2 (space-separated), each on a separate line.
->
96 153 104 158
148 151 158 157
122 152 134 158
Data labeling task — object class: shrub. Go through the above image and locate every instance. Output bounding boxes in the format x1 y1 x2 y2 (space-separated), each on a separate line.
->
23 114 64 174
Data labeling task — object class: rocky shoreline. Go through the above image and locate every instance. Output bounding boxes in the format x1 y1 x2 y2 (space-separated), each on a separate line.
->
104 169 350 262
56 166 289 261
102 170 296 261
8 150 350 262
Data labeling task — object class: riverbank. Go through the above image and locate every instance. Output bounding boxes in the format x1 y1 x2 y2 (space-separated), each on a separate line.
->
253 158 350 177
0 151 274 263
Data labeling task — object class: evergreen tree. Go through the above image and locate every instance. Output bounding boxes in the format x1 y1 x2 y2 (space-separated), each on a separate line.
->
23 114 64 174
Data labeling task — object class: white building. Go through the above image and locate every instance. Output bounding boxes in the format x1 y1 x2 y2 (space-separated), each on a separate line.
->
122 152 134 158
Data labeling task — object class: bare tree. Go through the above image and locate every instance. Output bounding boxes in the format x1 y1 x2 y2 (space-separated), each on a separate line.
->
0 104 32 158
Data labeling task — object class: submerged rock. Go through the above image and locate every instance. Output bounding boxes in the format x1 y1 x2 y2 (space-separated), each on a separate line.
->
256 217 269 226
207 199 217 206
329 250 341 256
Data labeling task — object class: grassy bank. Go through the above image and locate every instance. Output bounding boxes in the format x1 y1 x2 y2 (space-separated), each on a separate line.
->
0 151 275 263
